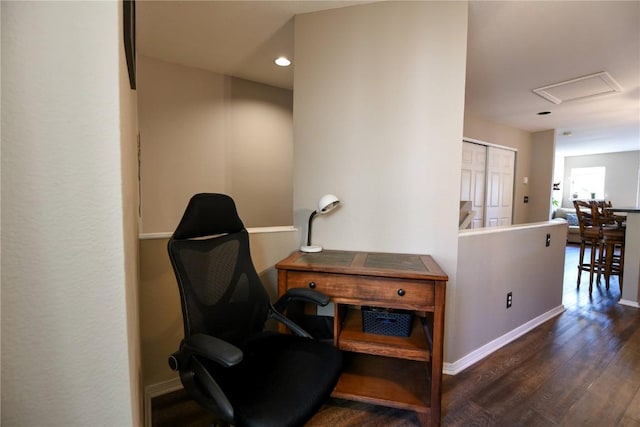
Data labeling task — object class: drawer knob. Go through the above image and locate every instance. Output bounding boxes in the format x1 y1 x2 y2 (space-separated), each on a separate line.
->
308 281 316 289
397 289 406 297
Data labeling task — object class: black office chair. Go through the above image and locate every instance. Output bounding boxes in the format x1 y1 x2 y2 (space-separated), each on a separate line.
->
167 193 342 427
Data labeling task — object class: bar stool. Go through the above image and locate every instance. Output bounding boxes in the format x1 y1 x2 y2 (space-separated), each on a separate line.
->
592 202 626 292
601 229 625 291
573 200 601 293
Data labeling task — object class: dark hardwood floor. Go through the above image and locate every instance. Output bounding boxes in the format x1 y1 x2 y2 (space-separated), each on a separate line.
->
152 244 640 426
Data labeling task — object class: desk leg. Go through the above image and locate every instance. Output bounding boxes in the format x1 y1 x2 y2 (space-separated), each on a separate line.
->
430 283 446 427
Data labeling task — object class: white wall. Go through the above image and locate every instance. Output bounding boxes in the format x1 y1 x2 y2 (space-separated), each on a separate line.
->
1 2 134 425
137 56 293 233
119 4 142 423
562 151 640 208
529 130 556 221
293 1 468 361
452 222 566 370
136 56 299 392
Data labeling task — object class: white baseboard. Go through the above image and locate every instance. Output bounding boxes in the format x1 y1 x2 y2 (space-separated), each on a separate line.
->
144 377 183 427
443 304 566 375
619 299 640 308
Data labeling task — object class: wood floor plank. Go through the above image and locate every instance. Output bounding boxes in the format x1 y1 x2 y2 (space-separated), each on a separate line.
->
560 329 640 426
437 400 494 427
495 325 619 424
465 314 610 419
621 385 640 424
442 313 584 414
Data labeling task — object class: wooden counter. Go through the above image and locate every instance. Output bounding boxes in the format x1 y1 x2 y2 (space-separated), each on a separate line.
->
606 207 640 306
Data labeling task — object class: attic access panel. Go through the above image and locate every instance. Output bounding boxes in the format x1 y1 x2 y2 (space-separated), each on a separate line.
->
532 71 622 104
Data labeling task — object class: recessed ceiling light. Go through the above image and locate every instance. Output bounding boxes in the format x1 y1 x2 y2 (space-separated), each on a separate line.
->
537 111 551 115
274 57 291 67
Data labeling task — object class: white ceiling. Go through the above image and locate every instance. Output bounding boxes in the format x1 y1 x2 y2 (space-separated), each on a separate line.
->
137 1 640 158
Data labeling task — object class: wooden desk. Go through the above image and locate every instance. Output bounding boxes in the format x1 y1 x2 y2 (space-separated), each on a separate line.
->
276 250 448 426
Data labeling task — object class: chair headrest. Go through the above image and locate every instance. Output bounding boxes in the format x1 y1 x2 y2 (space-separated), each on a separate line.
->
172 193 245 240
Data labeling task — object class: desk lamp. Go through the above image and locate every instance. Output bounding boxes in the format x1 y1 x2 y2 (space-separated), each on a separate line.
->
301 194 340 253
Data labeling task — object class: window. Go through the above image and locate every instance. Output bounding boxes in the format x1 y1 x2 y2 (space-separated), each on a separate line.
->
569 167 605 200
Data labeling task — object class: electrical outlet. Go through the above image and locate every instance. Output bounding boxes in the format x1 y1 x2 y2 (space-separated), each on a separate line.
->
506 292 513 308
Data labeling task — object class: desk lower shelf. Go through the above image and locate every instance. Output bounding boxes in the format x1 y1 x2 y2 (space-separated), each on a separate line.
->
332 352 431 413
338 308 431 362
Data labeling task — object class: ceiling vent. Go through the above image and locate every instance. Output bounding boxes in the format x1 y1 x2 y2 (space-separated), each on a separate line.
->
532 71 623 105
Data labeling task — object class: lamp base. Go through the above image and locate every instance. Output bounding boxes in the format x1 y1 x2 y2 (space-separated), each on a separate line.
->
300 245 323 253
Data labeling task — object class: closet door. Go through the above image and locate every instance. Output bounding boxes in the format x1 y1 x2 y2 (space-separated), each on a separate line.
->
484 146 514 227
460 142 486 228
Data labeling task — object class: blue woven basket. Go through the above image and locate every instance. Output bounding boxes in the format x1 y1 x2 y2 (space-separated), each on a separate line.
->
361 306 413 337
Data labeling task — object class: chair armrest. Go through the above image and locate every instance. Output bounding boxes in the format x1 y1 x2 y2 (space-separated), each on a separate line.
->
270 288 332 338
170 338 238 424
272 288 330 313
269 308 313 338
189 357 234 423
168 334 243 371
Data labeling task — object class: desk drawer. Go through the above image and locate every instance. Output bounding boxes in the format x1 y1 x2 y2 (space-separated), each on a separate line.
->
284 271 435 309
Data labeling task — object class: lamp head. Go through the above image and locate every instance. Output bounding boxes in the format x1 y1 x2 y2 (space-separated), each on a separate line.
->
318 194 340 214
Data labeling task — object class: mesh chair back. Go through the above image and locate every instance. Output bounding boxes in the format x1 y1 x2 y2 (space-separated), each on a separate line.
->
168 194 269 346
